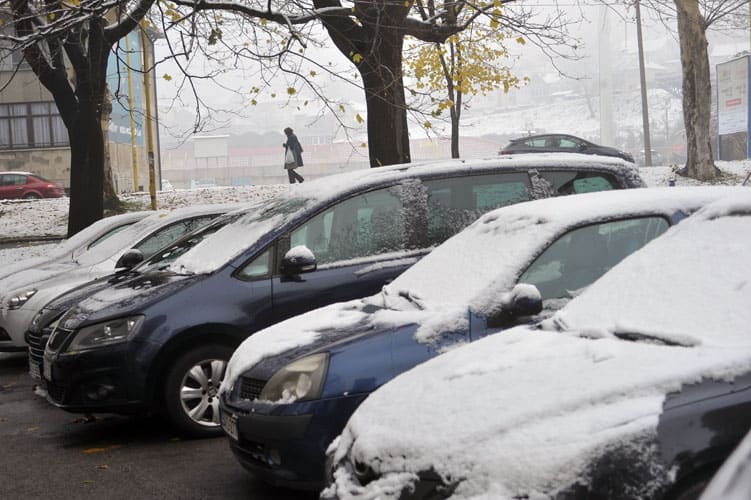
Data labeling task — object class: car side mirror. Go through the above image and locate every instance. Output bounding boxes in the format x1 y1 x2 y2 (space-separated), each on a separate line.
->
280 245 317 275
487 283 543 328
115 248 145 270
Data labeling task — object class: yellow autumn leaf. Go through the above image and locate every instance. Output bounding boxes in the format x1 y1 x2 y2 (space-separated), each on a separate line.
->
310 70 317 77
162 74 172 81
351 53 363 63
516 37 526 45
271 93 277 98
339 104 346 113
287 87 296 95
356 113 364 124
251 99 257 105
360 143 367 148
424 121 432 129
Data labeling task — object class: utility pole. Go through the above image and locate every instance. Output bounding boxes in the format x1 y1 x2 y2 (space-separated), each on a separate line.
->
599 5 614 147
140 24 157 210
635 0 653 166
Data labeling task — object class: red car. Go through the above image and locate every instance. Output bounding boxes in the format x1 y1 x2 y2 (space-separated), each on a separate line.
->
0 171 65 199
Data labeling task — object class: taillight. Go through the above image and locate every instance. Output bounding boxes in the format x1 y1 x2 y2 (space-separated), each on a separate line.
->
46 184 55 188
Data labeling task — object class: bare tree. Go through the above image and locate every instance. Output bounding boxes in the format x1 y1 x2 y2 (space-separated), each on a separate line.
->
1 0 154 235
644 0 749 180
166 0 573 167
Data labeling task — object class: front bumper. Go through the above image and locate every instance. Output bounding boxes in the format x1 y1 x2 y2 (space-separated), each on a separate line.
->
221 393 368 490
0 306 37 350
43 341 146 414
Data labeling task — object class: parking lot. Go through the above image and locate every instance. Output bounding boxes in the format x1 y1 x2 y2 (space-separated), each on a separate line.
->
0 352 315 500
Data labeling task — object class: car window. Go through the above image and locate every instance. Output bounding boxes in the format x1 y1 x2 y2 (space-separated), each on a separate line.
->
518 216 669 300
524 138 546 147
86 222 137 250
424 173 532 247
558 138 578 148
133 214 219 258
538 171 617 195
0 175 7 186
3 174 27 185
291 187 405 266
236 248 271 280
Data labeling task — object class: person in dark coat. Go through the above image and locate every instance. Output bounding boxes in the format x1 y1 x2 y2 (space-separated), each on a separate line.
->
283 127 305 184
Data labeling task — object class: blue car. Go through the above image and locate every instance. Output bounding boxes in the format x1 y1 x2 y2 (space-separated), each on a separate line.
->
218 186 744 490
38 155 640 437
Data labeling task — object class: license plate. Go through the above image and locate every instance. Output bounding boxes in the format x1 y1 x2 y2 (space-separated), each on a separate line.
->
221 410 238 441
43 358 52 381
29 361 41 380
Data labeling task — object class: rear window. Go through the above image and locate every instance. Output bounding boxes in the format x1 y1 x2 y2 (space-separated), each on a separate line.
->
539 171 616 195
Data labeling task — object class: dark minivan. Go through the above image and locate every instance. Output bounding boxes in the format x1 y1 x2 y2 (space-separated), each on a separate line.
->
37 155 643 436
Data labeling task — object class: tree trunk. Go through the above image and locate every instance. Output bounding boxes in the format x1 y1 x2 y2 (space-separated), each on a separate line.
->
675 0 715 180
450 90 462 159
67 23 109 236
360 34 411 167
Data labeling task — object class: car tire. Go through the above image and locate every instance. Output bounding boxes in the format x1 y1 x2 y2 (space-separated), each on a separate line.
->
23 192 41 199
162 344 233 438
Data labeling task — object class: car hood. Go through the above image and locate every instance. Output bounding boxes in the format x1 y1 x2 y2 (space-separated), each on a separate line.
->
326 327 751 499
58 271 201 331
220 292 462 396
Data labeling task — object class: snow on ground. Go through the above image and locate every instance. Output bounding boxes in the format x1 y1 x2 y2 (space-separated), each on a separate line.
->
0 161 749 269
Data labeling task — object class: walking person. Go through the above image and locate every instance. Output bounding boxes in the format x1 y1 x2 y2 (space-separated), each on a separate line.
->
283 127 305 184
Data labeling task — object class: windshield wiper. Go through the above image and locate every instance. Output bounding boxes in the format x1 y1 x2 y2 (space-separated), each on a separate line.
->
613 330 696 347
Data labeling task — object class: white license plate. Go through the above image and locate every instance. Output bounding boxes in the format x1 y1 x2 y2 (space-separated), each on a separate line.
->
221 410 238 441
29 361 41 380
43 358 52 381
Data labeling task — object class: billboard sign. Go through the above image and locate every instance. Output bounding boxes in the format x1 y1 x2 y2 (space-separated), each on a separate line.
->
107 32 144 145
717 56 749 135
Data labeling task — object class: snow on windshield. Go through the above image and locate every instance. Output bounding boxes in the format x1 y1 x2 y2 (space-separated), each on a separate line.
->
325 195 751 499
384 186 744 316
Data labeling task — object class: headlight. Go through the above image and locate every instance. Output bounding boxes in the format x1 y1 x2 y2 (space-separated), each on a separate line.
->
258 353 329 403
8 289 38 310
65 316 144 353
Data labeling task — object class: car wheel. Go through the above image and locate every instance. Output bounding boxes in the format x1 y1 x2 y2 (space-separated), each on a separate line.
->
162 344 233 438
23 192 41 199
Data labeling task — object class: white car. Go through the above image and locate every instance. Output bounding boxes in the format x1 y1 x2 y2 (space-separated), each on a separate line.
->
324 193 751 500
0 204 240 351
0 211 148 283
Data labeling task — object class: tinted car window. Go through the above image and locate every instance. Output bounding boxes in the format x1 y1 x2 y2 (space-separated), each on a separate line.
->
236 248 271 280
539 171 616 195
133 215 219 258
1 174 26 185
558 138 579 148
424 173 531 247
519 216 669 300
291 186 405 265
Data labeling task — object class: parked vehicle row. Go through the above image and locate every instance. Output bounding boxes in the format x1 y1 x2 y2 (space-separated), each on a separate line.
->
3 153 748 499
27 154 643 437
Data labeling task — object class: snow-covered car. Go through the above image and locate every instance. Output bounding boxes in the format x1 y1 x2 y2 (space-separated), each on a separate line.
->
217 186 745 490
0 205 237 351
36 155 644 438
0 211 147 285
324 193 751 500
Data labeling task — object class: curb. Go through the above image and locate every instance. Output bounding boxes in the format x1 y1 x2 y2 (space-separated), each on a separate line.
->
0 235 65 245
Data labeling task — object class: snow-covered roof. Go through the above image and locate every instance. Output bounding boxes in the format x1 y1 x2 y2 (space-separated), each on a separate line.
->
325 193 751 499
0 171 35 175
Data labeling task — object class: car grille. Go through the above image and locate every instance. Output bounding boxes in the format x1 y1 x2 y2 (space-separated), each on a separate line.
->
26 328 50 365
239 377 266 401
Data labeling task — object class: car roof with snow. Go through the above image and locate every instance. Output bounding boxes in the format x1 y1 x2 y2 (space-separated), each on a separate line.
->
325 193 751 499
170 154 644 275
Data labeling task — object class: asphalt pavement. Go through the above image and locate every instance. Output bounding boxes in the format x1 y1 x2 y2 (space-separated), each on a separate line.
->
0 352 316 500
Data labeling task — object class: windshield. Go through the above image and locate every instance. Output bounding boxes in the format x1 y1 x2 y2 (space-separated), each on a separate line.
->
135 211 247 274
167 195 314 275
